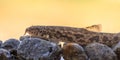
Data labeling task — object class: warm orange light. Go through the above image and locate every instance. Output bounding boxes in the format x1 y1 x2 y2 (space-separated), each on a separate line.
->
0 0 120 40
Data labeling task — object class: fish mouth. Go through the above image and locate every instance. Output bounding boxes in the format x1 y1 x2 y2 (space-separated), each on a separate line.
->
24 32 30 36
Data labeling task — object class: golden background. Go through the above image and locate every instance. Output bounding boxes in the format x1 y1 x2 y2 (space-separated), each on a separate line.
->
0 0 120 40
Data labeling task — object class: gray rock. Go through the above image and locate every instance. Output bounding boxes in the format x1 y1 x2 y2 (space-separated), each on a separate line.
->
85 43 117 60
0 40 2 48
0 48 23 60
0 48 10 60
113 42 120 59
9 49 25 60
1 39 20 50
62 43 88 60
19 36 31 41
17 38 61 60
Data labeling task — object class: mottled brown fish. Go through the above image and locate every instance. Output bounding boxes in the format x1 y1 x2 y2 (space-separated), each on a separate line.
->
24 26 120 47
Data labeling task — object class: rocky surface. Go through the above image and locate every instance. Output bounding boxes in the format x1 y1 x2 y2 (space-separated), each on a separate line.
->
19 36 31 41
1 39 20 51
62 43 88 60
0 40 2 48
85 43 117 60
0 37 120 60
17 37 61 60
0 48 10 60
113 42 120 59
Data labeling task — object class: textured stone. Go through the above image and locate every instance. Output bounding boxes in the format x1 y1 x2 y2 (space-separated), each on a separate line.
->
19 36 31 41
85 43 117 60
0 48 24 60
62 43 88 60
0 40 2 48
9 49 25 60
0 48 10 60
113 42 120 59
1 39 20 50
17 38 61 60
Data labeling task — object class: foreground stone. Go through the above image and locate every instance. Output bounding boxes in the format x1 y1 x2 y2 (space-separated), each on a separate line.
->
113 42 120 59
0 40 2 48
85 43 117 60
19 36 31 41
62 43 88 60
17 38 61 60
0 48 10 60
1 39 20 50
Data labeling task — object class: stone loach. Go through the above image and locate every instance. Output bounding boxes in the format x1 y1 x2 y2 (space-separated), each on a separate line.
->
24 26 120 47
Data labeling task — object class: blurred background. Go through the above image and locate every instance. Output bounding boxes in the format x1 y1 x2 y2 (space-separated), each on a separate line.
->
0 0 120 40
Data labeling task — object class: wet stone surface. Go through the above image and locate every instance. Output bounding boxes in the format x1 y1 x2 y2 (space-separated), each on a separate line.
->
1 39 20 51
0 48 10 60
0 37 119 60
17 38 61 60
113 42 120 60
85 43 117 60
19 36 31 41
62 43 88 60
0 40 2 48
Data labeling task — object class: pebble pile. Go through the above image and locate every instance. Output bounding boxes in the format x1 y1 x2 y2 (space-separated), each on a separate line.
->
0 36 119 60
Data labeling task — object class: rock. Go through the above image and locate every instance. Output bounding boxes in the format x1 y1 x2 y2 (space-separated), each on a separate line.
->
113 42 120 59
85 43 117 60
19 36 31 41
9 49 25 60
20 36 41 41
0 48 10 60
0 40 2 48
1 39 20 50
0 49 24 60
17 38 61 60
62 43 88 60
